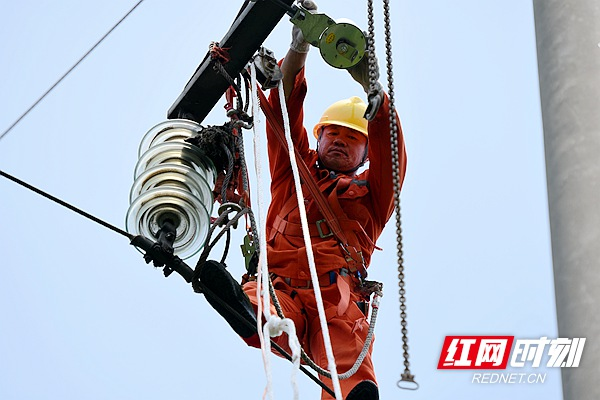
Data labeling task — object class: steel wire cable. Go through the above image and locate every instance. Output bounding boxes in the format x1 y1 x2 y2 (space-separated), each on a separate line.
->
0 167 336 397
0 0 146 143
0 169 132 239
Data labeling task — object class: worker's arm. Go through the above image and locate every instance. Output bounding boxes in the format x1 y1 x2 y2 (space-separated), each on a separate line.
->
281 0 316 100
266 1 316 186
366 94 406 225
348 54 406 224
281 49 308 101
266 57 310 188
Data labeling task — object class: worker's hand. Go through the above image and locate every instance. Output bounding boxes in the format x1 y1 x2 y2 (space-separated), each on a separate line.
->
347 52 382 94
349 52 385 120
290 0 318 53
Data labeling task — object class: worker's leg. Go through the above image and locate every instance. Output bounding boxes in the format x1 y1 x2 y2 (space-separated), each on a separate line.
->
198 260 258 338
305 284 377 400
242 278 307 354
199 260 307 353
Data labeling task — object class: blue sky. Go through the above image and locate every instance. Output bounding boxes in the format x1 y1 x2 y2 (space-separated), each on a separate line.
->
0 1 562 399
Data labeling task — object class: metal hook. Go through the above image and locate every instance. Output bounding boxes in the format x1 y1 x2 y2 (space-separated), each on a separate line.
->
397 373 419 391
217 202 243 228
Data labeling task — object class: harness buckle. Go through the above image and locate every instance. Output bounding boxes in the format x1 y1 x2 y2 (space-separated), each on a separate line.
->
342 245 367 279
284 277 312 289
316 219 334 238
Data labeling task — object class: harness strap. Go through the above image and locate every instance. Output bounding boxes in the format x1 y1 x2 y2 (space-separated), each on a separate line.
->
274 269 354 317
274 270 338 289
326 181 376 276
267 176 336 241
268 175 380 250
271 214 380 251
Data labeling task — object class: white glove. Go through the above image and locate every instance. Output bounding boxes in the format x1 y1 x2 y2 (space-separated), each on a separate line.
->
290 0 318 53
349 52 385 120
348 51 382 93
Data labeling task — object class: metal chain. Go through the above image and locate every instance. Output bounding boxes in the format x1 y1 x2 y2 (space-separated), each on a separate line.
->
366 0 378 92
368 0 419 390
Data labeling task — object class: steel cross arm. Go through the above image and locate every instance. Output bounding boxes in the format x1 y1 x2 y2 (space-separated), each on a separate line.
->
167 0 294 123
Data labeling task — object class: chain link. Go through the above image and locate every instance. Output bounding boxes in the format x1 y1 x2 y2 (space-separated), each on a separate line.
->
367 0 418 389
366 0 377 92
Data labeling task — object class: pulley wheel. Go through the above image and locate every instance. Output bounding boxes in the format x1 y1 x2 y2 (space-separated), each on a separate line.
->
319 22 366 69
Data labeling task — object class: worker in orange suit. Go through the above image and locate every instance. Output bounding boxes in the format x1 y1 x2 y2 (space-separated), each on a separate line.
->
199 1 406 399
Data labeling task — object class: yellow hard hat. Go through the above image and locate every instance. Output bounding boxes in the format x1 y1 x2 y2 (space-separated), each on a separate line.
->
313 96 369 139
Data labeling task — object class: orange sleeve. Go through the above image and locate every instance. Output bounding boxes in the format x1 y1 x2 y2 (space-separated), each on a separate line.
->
266 65 311 189
366 93 407 226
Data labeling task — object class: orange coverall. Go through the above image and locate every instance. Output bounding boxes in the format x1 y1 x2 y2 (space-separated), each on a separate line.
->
243 66 406 399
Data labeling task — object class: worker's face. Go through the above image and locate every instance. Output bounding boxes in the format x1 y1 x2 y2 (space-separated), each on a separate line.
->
317 125 367 173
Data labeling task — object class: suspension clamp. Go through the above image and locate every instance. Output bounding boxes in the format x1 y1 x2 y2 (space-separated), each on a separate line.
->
130 235 195 283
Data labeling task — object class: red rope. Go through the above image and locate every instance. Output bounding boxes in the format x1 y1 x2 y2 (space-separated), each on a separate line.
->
209 41 232 64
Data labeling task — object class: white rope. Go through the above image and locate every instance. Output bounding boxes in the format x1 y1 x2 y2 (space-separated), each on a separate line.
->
276 82 343 400
250 62 271 398
263 315 301 399
250 64 301 400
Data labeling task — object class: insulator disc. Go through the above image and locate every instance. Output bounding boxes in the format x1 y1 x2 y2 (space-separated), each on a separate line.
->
138 119 201 157
129 164 214 211
125 187 210 260
134 142 217 188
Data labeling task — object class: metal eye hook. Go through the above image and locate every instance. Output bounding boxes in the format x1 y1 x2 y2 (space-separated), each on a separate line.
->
397 373 419 390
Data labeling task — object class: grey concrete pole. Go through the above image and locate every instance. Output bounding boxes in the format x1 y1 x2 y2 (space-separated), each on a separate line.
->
532 1 600 399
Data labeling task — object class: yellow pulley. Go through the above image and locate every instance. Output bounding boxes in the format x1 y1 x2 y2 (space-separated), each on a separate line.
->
290 4 366 69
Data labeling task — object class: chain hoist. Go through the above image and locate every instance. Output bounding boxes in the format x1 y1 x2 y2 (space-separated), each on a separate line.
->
366 0 418 390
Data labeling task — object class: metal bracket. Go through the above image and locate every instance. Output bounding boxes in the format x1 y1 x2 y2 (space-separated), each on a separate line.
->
130 235 195 283
155 219 177 255
168 0 295 123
